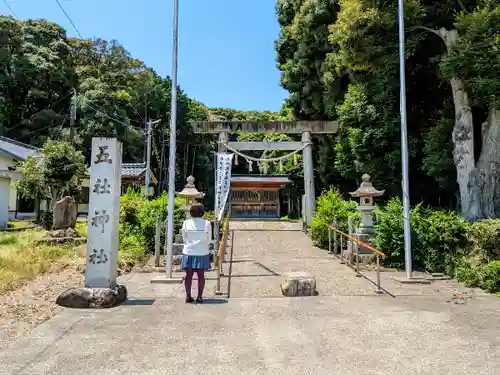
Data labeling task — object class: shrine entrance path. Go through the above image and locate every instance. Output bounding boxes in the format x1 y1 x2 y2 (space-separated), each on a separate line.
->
1 221 500 374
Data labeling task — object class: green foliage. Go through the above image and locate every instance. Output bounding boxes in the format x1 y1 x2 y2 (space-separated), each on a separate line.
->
309 187 358 248
39 211 54 231
478 261 500 293
466 219 500 261
372 200 500 293
16 139 86 208
422 115 456 193
373 198 468 272
119 190 185 254
441 4 500 107
275 0 500 208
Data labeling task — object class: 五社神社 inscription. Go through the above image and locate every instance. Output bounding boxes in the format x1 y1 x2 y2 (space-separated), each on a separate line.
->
85 138 122 289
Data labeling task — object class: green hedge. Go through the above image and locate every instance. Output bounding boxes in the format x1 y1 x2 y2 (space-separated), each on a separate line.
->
309 187 358 248
372 198 468 273
312 191 500 294
118 190 186 268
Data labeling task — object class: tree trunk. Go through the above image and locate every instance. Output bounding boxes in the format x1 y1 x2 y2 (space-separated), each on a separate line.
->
468 109 500 219
34 197 41 222
450 77 476 219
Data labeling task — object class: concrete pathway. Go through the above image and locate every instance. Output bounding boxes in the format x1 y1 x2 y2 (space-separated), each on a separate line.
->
1 221 499 374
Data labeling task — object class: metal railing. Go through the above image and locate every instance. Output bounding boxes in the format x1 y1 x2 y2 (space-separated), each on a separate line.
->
327 222 385 294
215 213 230 295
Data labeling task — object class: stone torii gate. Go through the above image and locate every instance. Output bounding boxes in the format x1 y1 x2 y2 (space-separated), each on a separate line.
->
190 120 339 226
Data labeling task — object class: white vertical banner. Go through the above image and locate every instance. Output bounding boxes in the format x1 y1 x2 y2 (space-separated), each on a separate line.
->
215 152 234 221
85 138 122 288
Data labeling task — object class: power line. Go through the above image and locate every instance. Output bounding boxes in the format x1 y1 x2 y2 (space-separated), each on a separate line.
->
83 102 143 130
17 109 69 143
54 0 84 40
6 91 74 134
3 0 18 19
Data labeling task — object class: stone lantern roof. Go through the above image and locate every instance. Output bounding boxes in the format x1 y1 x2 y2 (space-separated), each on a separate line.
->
349 174 384 198
176 176 205 200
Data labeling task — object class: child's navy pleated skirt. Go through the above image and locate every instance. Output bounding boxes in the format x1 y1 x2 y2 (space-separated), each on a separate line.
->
180 254 211 270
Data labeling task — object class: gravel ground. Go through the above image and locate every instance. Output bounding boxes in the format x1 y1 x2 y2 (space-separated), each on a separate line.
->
0 263 83 352
221 221 378 298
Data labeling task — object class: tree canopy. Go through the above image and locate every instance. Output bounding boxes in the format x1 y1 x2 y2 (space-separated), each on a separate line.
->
275 0 500 219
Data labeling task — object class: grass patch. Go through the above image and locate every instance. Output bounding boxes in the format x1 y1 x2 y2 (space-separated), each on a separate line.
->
7 220 35 230
0 226 86 294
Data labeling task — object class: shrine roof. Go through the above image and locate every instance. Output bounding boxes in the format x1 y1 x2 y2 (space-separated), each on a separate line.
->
0 136 40 161
87 162 158 184
231 175 291 184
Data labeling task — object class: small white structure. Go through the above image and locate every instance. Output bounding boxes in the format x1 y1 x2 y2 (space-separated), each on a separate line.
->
85 138 122 288
0 137 40 226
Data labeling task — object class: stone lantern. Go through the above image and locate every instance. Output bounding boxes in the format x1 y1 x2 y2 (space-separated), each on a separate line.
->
176 175 205 219
171 176 206 259
349 174 384 237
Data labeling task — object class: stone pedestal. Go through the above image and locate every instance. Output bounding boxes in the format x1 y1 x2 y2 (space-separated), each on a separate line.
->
56 285 127 309
281 272 317 297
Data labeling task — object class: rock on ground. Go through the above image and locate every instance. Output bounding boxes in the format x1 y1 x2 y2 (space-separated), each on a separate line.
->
281 272 318 297
56 285 128 309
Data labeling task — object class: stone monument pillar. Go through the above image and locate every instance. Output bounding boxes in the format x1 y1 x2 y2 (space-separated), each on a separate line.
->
56 138 127 308
349 174 384 255
302 131 315 228
85 138 122 288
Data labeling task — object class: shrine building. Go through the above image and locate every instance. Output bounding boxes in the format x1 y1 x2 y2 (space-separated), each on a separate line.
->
229 175 291 219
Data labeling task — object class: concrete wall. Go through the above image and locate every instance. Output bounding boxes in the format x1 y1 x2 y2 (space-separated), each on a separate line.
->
0 177 10 228
0 155 18 212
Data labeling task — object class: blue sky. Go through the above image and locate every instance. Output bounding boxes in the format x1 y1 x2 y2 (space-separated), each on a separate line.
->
1 0 288 112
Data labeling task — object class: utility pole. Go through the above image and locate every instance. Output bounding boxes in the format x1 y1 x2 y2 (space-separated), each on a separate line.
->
397 0 412 279
145 119 161 197
165 0 179 279
145 120 152 189
69 88 77 140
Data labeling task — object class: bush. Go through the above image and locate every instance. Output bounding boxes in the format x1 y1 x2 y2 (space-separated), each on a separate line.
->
478 261 500 293
415 209 468 274
39 211 53 230
310 187 358 248
373 198 467 272
119 190 186 256
455 258 481 288
466 219 500 262
118 224 148 269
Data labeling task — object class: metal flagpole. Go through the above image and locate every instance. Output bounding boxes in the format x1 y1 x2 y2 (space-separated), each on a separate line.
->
397 0 412 278
165 0 179 278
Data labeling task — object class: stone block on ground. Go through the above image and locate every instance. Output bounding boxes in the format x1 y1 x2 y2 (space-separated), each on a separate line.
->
56 285 128 309
53 196 78 229
281 272 317 297
39 227 86 245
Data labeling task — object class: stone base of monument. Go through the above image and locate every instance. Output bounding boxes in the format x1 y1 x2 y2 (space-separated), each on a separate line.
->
39 228 86 245
281 272 318 297
56 285 128 308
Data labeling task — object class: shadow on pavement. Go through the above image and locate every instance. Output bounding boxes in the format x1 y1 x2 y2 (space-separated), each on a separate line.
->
201 299 228 305
122 299 157 306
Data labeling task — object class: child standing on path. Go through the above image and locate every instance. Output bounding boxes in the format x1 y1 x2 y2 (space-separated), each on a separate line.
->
180 203 212 303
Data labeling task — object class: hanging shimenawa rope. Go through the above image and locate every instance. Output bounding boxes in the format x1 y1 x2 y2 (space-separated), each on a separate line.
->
222 141 311 163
